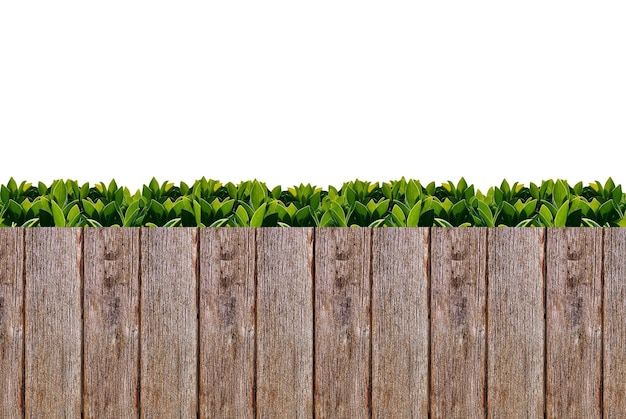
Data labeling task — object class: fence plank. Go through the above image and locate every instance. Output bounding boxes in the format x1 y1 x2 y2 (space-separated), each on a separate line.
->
84 228 139 418
141 228 198 418
488 228 544 418
315 228 371 417
431 228 487 418
199 228 254 418
25 228 82 418
547 228 602 417
0 229 24 419
604 228 626 417
256 228 313 418
372 228 429 418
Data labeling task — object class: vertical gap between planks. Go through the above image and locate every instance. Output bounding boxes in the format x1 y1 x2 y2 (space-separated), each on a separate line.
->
543 228 547 419
368 228 373 419
253 228 258 419
137 228 142 419
600 228 605 417
311 228 317 419
426 228 432 419
80 228 85 419
196 228 200 419
483 228 489 419
21 228 26 419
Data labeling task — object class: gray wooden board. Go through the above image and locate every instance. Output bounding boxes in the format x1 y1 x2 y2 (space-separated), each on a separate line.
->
315 228 371 417
488 228 544 418
83 228 140 417
372 228 429 418
140 228 198 418
0 228 24 419
25 228 82 418
546 228 602 417
199 228 255 417
604 228 626 417
256 228 313 418
431 228 486 418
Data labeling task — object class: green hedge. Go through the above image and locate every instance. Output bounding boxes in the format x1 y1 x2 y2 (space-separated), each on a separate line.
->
0 177 624 227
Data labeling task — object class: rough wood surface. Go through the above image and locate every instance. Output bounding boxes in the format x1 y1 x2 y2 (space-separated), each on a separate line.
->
140 228 198 418
25 228 82 418
315 228 371 418
83 228 139 418
488 228 544 418
431 228 486 418
604 228 626 417
372 228 429 418
199 228 254 418
0 229 24 419
256 228 313 418
546 228 602 418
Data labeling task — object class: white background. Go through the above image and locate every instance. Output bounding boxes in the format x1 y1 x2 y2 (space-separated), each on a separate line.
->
1 1 625 193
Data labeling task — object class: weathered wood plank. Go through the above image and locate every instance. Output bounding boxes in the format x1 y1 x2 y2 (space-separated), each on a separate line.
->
25 228 82 418
431 228 486 418
488 228 544 418
0 228 24 419
315 228 370 417
547 228 602 417
372 228 429 418
604 228 626 417
199 228 254 418
141 228 198 418
256 228 313 418
84 228 139 418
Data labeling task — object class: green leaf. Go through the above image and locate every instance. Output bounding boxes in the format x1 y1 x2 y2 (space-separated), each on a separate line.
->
476 200 494 227
22 218 40 227
434 217 454 227
163 218 181 227
554 201 569 227
67 204 81 226
373 199 390 219
319 210 335 227
598 200 616 222
52 180 67 206
406 180 420 206
582 217 602 227
82 199 98 218
554 179 569 207
235 205 249 225
250 203 267 227
250 180 267 209
0 185 9 204
391 204 406 225
86 218 103 227
51 200 66 227
329 202 347 227
7 177 17 194
406 201 422 227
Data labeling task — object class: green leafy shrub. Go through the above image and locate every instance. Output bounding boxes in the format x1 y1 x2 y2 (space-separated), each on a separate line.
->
1 177 625 227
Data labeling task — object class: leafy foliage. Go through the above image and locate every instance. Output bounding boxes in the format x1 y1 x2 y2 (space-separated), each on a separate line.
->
1 177 625 227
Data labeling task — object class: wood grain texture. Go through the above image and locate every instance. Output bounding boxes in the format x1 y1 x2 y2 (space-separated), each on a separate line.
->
372 228 429 418
488 228 544 418
546 228 602 418
315 228 371 418
141 228 198 418
199 228 254 418
604 228 626 417
0 228 24 419
431 228 486 418
25 228 82 418
83 228 139 418
256 228 313 418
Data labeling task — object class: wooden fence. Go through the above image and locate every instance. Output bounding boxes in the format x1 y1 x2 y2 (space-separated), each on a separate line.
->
0 227 625 418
